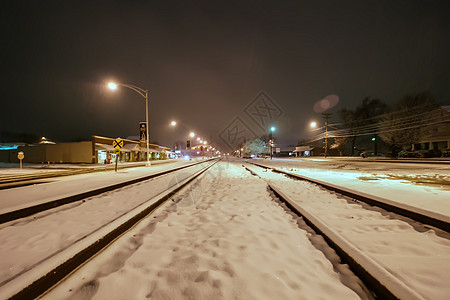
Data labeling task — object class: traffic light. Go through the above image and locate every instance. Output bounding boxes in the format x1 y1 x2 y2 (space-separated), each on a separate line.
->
186 140 191 149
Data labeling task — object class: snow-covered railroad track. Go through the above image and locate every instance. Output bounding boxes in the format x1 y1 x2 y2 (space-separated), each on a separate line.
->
0 161 176 189
0 159 218 299
0 159 215 224
244 163 450 300
250 161 450 233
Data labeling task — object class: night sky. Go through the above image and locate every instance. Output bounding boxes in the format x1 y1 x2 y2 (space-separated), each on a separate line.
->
1 0 449 151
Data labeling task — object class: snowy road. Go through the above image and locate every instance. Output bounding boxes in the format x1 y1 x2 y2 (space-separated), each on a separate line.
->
44 161 368 299
1 158 449 299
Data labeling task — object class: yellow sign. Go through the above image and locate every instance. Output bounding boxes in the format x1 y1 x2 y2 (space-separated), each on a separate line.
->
114 149 121 155
113 138 124 150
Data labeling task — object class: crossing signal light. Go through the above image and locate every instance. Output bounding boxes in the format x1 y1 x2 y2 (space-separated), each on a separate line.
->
186 140 191 149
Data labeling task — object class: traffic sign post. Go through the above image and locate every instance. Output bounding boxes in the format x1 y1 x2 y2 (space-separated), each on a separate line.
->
112 138 123 172
17 151 24 169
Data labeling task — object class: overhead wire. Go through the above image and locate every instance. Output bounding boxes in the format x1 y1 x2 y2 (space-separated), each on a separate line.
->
305 107 449 143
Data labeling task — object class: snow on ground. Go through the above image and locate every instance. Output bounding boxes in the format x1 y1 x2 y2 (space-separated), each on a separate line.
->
0 159 199 213
0 160 182 177
43 162 368 300
253 158 450 217
0 161 209 290
247 163 450 300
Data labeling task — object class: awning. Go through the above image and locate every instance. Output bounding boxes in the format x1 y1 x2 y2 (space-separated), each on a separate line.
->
95 143 116 152
122 143 141 152
140 147 162 153
294 146 314 152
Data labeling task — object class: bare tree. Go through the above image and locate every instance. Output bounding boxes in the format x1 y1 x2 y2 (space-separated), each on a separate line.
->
330 137 347 156
379 92 437 157
339 97 388 155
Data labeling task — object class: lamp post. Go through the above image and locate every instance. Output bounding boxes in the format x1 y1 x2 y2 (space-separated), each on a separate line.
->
108 82 150 166
270 126 276 160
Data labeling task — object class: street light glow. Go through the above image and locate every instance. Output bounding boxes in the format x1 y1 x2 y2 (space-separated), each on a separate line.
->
310 121 317 128
203 141 207 145
271 126 276 132
106 81 150 166
190 132 195 138
170 121 177 126
108 82 117 90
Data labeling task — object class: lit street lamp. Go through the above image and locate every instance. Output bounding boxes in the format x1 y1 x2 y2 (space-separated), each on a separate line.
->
270 126 276 160
108 82 150 166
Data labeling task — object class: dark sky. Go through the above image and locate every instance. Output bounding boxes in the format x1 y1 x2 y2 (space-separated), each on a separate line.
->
1 0 449 151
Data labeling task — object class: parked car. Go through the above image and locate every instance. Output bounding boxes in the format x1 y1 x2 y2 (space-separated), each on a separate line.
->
398 150 421 158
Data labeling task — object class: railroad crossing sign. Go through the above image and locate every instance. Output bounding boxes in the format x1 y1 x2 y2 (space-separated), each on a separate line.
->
113 138 124 150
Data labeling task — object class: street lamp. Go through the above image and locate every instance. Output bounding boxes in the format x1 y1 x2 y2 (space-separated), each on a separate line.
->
270 126 276 160
108 82 150 166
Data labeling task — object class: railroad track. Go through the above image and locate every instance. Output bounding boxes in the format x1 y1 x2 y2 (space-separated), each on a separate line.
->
0 160 176 189
0 159 219 299
0 159 216 224
244 163 450 299
250 161 450 233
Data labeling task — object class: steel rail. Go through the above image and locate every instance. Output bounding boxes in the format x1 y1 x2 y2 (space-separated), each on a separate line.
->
250 161 450 233
0 159 217 224
243 165 423 300
0 160 177 186
6 160 219 300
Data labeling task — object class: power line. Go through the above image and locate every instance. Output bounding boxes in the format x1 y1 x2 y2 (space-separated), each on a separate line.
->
305 108 449 143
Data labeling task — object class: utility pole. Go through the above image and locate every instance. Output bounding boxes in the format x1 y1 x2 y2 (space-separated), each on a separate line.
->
322 113 332 157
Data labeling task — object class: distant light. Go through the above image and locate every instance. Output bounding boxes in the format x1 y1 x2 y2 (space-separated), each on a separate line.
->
108 82 117 90
196 151 200 154
372 137 376 141
170 121 177 126
41 137 46 140
184 155 190 160
190 132 195 138
270 126 276 132
203 141 207 145
175 150 181 153
197 137 201 141
310 122 317 128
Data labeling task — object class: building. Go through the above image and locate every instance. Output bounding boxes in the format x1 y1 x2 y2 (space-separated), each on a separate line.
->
412 106 450 156
1 135 173 164
293 146 316 157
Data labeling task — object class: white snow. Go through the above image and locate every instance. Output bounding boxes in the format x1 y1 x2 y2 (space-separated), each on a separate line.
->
252 158 450 217
43 161 366 299
246 163 450 299
0 157 449 299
